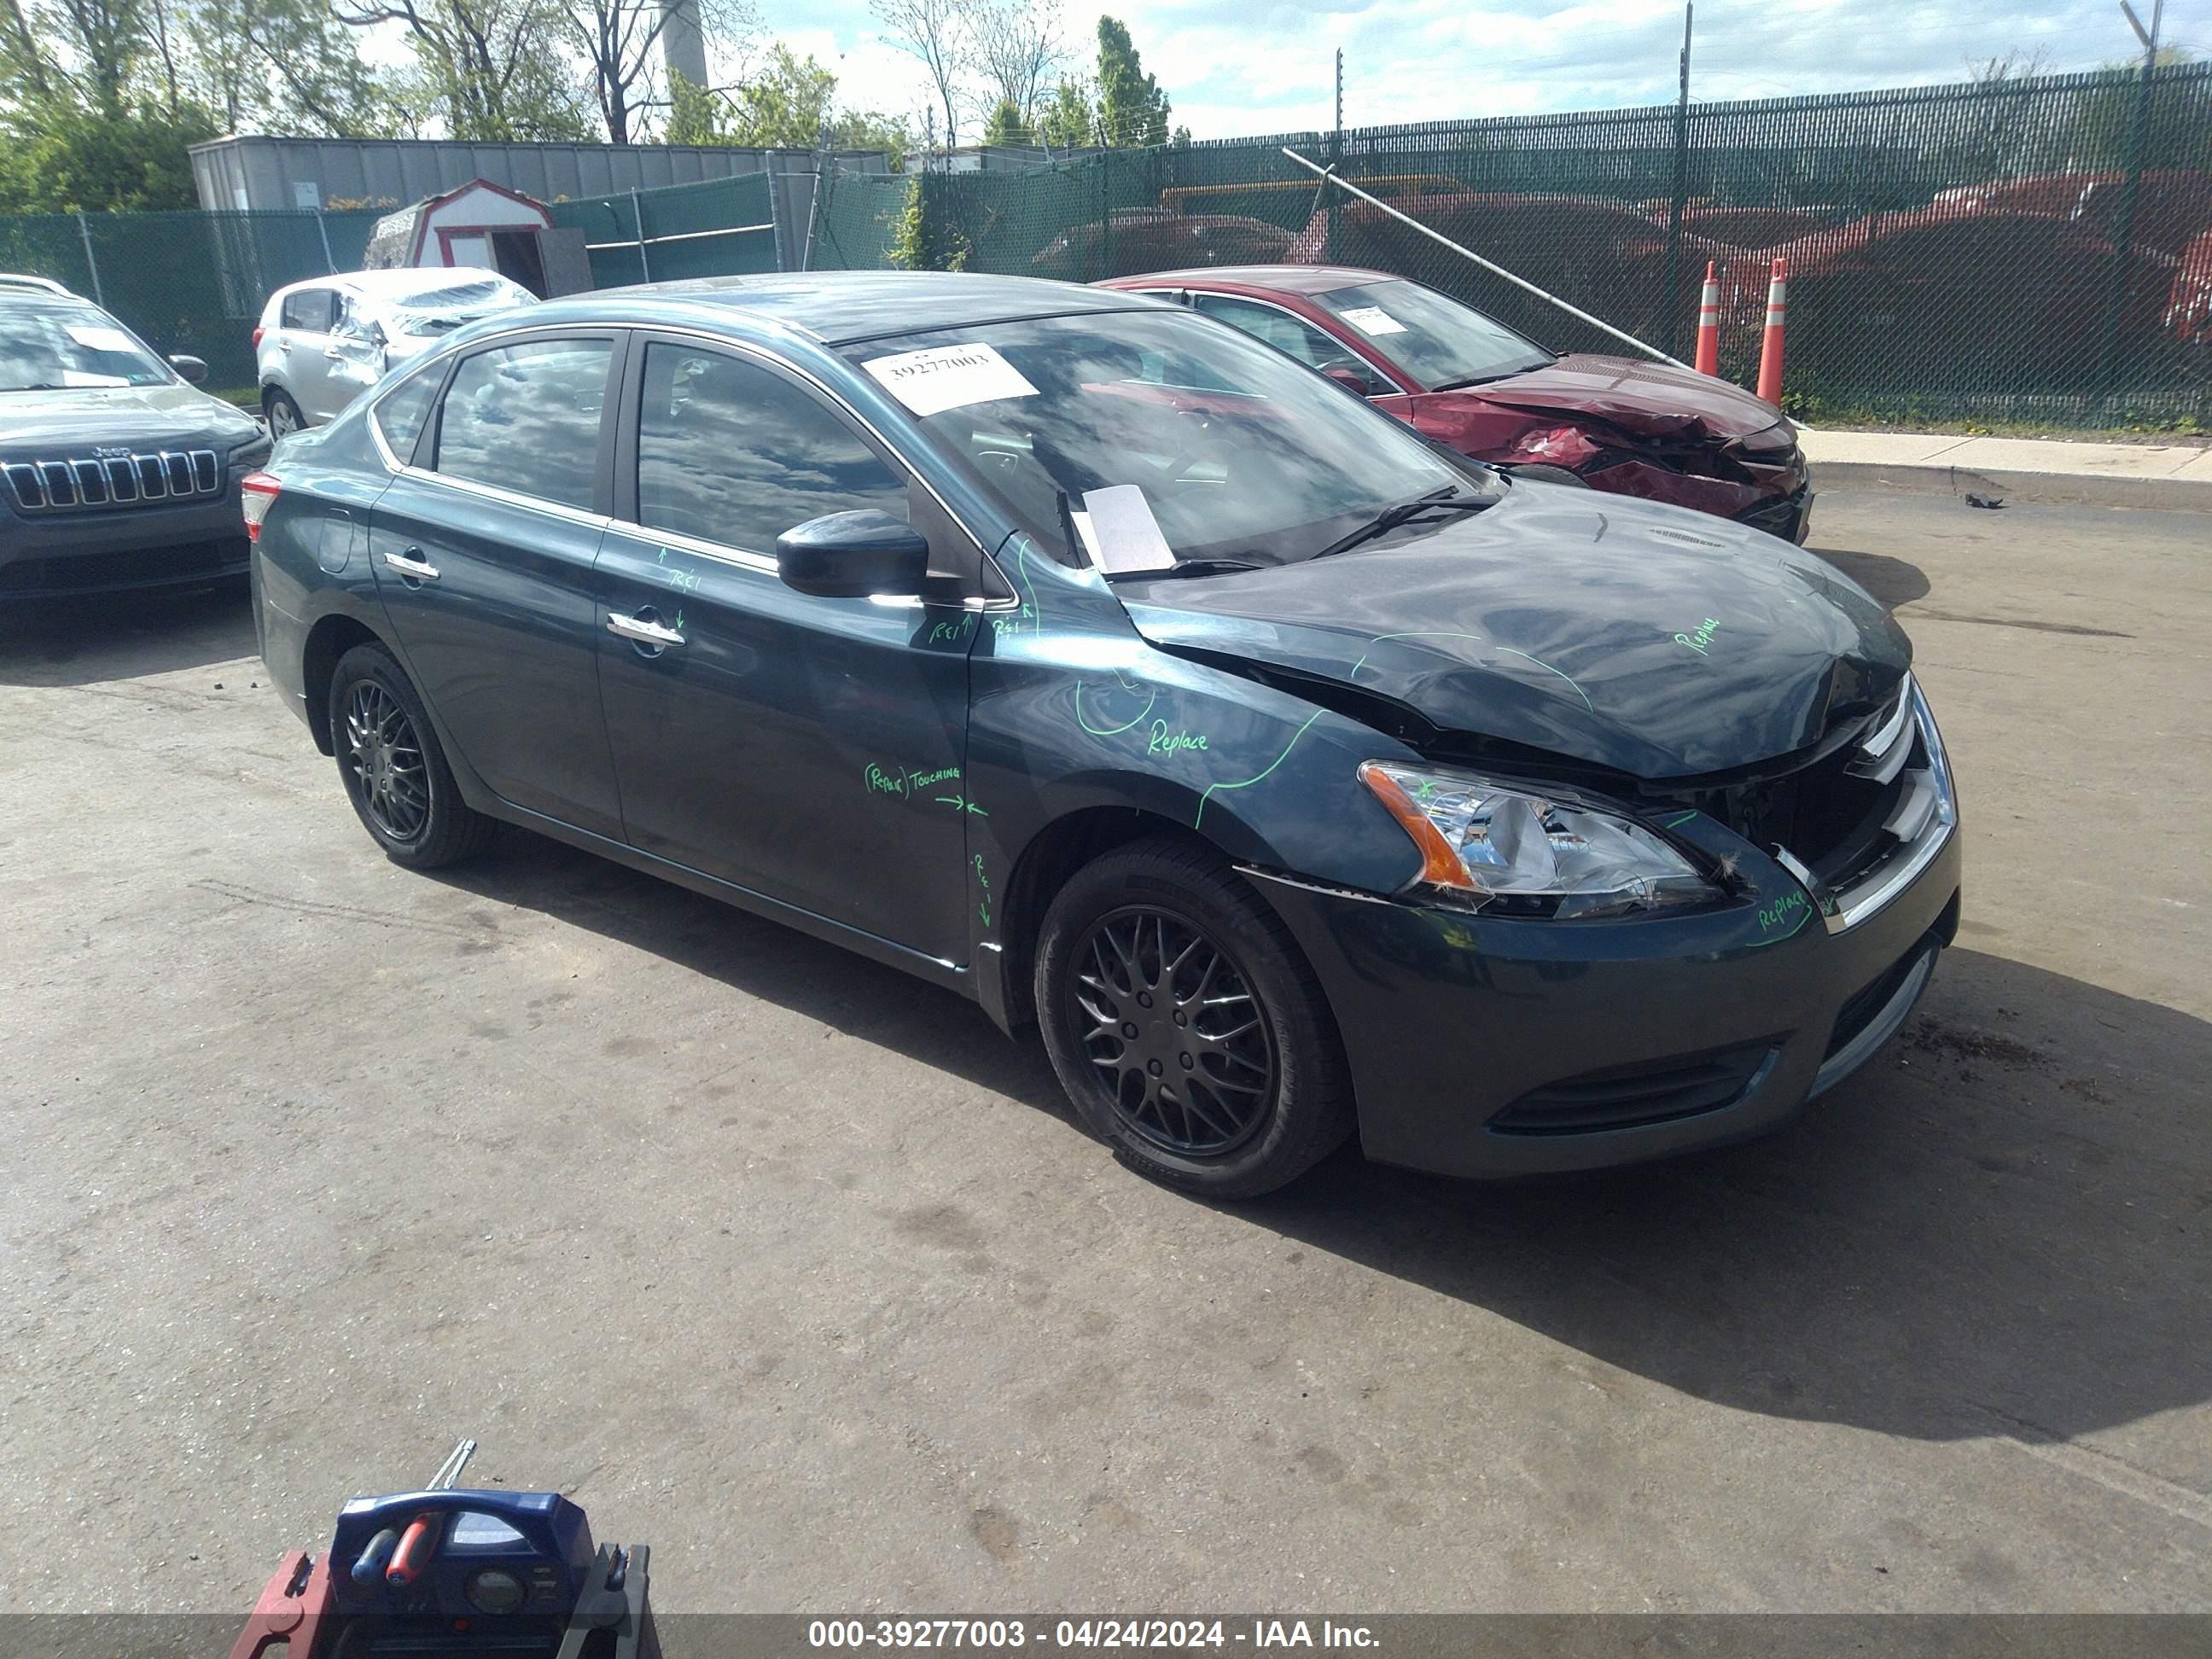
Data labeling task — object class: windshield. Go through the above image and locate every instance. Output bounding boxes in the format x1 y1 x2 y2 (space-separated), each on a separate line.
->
382 277 537 335
1313 280 1554 390
0 304 172 392
844 311 1485 570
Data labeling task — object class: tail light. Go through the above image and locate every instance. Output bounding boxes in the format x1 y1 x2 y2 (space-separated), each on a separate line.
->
241 471 281 543
251 326 265 350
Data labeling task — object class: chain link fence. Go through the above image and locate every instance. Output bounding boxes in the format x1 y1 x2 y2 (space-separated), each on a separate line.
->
0 209 381 390
3 63 2206 426
546 172 778 288
819 63 2212 429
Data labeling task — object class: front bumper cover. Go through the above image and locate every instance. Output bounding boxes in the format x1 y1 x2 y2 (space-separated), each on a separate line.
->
1249 821 1961 1180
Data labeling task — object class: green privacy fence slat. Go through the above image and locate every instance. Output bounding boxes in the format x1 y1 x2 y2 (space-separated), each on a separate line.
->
547 172 777 288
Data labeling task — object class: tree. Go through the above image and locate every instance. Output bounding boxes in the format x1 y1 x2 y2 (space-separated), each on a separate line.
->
1093 15 1167 147
981 94 1023 144
0 96 212 209
558 0 758 144
143 0 404 138
2074 50 2209 172
971 0 1057 134
666 46 910 166
333 0 597 141
1034 74 1091 148
872 0 969 153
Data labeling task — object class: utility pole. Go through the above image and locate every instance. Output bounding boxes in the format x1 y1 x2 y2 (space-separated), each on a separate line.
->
2097 0 2164 405
1661 2 1694 357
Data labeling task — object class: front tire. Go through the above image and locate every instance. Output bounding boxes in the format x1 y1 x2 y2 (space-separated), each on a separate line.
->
327 642 495 869
1035 837 1354 1198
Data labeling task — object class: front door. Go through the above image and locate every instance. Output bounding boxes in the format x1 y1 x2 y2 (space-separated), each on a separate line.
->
595 337 977 962
368 330 625 841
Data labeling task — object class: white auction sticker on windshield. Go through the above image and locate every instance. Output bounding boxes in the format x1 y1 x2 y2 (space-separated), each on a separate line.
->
1080 485 1177 575
1338 306 1407 336
864 341 1039 416
67 324 137 352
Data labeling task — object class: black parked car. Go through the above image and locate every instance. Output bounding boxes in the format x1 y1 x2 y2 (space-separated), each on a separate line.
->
247 272 1960 1198
1 288 269 597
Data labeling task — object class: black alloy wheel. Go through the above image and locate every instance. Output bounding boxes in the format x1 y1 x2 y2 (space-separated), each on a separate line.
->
341 677 428 843
1035 836 1354 1198
326 641 496 868
1069 905 1278 1156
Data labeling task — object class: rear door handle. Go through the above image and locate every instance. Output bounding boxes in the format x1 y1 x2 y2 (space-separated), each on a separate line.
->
607 611 684 648
381 547 439 580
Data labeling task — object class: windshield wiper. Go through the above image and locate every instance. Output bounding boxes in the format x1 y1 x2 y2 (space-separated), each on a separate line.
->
1109 557 1263 581
1311 486 1487 560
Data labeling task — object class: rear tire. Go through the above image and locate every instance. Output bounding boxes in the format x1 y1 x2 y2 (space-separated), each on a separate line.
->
327 642 496 869
1035 836 1354 1199
265 387 305 437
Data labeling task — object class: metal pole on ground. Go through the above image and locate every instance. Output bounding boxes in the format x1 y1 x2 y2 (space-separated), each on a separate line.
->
315 208 336 274
632 189 654 282
2097 0 2164 409
1328 49 1344 265
801 124 830 271
1278 147 1697 370
75 212 105 306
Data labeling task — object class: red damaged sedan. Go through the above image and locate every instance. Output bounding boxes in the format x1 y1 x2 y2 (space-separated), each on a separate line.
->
1102 264 1813 544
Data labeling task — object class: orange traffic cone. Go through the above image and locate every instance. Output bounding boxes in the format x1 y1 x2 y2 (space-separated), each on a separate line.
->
1756 257 1789 406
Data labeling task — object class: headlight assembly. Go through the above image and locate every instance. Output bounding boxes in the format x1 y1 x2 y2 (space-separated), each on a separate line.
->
1358 760 1721 919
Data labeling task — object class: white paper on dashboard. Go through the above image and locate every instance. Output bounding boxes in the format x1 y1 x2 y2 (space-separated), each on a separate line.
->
863 341 1039 416
66 324 137 352
1068 510 1103 565
1337 306 1407 336
1080 485 1177 574
61 370 129 387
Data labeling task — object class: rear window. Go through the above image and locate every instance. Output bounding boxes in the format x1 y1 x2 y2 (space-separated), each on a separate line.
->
281 288 336 332
372 367 441 465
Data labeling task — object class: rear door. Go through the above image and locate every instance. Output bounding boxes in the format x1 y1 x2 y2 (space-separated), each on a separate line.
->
594 335 978 962
366 329 626 841
278 287 341 422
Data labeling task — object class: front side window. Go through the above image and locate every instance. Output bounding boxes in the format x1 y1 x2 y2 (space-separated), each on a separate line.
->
1190 294 1349 374
635 342 905 551
433 337 610 513
842 311 1470 571
0 302 172 392
282 288 336 332
1313 279 1553 391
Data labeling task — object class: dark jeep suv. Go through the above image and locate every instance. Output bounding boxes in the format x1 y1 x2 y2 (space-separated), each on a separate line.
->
0 288 269 598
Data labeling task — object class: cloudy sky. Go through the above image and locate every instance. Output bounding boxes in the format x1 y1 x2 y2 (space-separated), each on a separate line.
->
759 0 2205 141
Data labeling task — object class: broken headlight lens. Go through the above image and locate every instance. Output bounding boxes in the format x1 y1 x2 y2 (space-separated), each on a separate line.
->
1359 760 1720 919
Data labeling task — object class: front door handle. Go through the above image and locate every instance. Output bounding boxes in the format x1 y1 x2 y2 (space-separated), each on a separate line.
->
607 611 684 649
381 547 439 581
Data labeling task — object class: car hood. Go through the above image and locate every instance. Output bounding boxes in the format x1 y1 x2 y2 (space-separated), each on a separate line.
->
1116 483 1909 780
0 381 261 457
1458 352 1783 441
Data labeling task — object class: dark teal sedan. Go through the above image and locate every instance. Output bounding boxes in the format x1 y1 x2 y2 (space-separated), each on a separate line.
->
245 272 1959 1197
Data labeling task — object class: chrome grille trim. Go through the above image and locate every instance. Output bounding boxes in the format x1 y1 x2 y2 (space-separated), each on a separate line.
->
3 448 219 512
1819 686 1958 934
1847 673 1914 784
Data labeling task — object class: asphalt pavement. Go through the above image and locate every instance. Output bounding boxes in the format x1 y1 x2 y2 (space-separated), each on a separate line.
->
1 488 2205 1614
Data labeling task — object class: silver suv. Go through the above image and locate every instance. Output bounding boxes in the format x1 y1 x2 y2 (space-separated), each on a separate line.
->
253 268 537 435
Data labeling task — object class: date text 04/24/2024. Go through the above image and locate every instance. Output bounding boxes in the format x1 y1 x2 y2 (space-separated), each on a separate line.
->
806 1619 1379 1650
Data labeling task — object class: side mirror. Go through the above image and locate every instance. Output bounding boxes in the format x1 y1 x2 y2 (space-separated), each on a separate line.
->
1319 358 1376 396
776 509 929 600
169 354 209 384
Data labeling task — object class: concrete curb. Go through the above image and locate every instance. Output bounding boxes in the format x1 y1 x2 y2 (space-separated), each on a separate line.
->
1808 458 2212 512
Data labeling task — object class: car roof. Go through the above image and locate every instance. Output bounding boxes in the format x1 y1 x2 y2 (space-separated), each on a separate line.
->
0 289 111 320
1106 265 1398 296
0 272 73 297
556 270 1159 346
271 267 517 301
